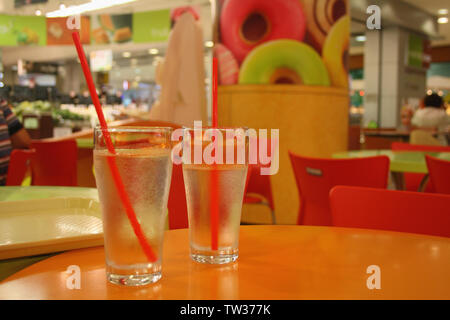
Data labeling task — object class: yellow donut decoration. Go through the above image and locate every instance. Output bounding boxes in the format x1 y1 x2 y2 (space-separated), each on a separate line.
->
322 15 349 88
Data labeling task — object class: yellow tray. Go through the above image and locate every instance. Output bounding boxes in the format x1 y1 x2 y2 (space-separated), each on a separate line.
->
0 197 103 260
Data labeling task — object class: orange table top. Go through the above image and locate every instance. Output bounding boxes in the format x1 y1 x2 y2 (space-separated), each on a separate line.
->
1 225 449 300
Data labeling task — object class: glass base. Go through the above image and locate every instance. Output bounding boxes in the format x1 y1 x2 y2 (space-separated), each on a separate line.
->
107 272 161 286
190 253 238 264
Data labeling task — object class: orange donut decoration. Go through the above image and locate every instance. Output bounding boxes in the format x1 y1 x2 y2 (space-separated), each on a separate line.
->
214 44 239 85
220 0 306 63
302 0 349 53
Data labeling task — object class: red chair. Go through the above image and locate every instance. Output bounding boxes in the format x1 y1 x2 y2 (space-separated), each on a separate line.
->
330 186 450 238
244 163 276 224
391 142 450 192
167 163 189 229
6 149 35 186
426 155 450 195
30 140 78 186
289 153 389 226
243 136 276 224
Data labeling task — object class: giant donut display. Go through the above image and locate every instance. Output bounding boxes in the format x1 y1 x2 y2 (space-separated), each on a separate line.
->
216 0 349 88
220 0 306 63
302 0 349 53
322 16 349 88
239 39 330 86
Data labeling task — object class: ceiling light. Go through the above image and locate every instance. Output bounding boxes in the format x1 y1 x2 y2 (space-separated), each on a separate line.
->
205 41 214 48
438 17 449 24
148 48 159 55
46 0 137 17
438 9 448 15
355 35 366 42
60 3 66 10
35 10 42 16
122 52 131 58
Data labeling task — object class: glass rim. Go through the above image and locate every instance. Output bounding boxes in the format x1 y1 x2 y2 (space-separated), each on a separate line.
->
94 126 174 133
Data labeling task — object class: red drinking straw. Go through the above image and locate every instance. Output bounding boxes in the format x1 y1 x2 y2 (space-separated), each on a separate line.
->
210 57 219 250
212 58 218 128
72 31 157 263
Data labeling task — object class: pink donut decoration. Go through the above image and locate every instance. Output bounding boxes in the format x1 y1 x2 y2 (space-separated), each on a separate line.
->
220 0 307 63
214 43 239 85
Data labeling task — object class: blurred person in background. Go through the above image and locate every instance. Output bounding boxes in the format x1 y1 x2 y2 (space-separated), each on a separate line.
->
412 93 450 145
0 98 31 185
99 87 108 105
68 90 79 104
412 93 449 129
115 91 123 104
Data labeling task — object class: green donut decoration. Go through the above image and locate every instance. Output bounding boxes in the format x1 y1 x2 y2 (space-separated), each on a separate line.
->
239 39 330 86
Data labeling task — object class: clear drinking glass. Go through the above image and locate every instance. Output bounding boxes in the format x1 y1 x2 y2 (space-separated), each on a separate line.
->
182 127 248 264
94 126 173 286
